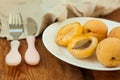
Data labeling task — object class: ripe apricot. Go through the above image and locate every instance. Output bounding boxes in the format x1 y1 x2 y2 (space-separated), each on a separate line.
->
108 26 120 39
67 36 98 58
83 19 108 42
56 22 82 47
96 38 120 67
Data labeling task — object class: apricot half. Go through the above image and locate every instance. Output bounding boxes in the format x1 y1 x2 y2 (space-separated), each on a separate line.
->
96 38 120 67
67 36 98 58
56 22 82 47
83 19 108 42
108 26 120 39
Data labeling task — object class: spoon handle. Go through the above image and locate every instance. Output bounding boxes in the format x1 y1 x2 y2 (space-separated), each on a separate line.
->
25 35 40 65
5 40 21 66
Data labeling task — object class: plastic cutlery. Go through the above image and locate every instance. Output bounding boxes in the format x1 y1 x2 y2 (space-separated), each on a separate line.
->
5 12 23 66
25 17 40 65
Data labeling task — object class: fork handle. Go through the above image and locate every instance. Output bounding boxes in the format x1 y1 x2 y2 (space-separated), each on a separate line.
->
25 35 40 65
5 40 21 66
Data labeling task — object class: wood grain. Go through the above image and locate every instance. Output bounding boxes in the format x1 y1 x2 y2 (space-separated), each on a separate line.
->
1 8 120 80
0 36 84 80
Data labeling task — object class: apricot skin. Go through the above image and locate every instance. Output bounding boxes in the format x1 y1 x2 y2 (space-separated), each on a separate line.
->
83 19 108 42
81 32 107 42
96 38 120 67
108 26 120 39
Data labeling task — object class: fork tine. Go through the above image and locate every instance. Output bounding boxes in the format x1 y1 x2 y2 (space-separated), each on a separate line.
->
9 12 23 39
9 13 22 26
12 13 16 25
15 13 18 25
9 12 13 25
17 13 22 25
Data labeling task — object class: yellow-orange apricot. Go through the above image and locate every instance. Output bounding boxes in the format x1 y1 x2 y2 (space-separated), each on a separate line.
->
108 26 120 39
56 22 82 47
81 32 106 42
96 38 120 67
83 19 108 42
67 36 98 58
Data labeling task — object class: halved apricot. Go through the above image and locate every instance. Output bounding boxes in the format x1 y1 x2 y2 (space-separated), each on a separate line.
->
56 22 82 47
67 36 98 58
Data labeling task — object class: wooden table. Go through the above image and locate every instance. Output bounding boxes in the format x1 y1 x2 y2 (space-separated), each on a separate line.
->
1 9 120 80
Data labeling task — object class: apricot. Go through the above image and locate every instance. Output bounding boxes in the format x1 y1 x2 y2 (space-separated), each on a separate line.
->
81 32 106 42
108 26 120 39
83 19 108 42
56 22 82 47
67 36 98 58
96 38 120 67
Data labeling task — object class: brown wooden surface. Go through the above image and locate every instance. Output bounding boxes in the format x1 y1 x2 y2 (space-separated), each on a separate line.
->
1 9 120 80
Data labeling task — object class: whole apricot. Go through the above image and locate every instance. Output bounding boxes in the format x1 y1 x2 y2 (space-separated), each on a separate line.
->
83 19 108 42
108 26 120 39
96 38 120 67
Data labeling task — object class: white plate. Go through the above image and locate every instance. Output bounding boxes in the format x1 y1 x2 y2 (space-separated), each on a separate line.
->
42 17 120 71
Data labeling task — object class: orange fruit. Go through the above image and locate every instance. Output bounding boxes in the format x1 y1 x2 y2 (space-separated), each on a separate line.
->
67 36 98 58
96 38 120 67
83 19 108 42
56 22 82 47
